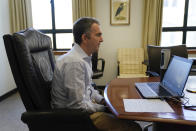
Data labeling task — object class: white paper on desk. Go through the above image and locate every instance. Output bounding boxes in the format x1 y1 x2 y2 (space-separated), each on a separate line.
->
183 76 196 106
123 99 174 112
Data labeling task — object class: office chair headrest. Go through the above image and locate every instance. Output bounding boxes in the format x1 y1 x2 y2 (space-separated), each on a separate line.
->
13 28 52 53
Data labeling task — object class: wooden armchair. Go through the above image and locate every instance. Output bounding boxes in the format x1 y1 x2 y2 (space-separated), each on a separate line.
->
117 48 147 78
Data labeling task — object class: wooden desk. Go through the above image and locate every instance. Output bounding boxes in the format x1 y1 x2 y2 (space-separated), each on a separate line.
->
104 77 196 130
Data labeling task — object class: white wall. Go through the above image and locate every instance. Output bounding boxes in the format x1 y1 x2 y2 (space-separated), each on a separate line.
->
0 0 16 96
93 0 144 85
0 0 145 94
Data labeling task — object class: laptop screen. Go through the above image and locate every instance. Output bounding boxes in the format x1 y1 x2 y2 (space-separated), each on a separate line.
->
161 56 193 96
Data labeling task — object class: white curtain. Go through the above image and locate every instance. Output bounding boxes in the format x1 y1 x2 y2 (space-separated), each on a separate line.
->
9 0 32 33
72 0 95 22
142 0 163 58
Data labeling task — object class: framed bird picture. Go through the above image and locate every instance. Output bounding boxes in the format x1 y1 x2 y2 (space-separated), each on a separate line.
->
110 0 130 25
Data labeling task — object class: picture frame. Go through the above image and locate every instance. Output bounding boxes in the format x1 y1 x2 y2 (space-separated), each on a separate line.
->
110 0 130 25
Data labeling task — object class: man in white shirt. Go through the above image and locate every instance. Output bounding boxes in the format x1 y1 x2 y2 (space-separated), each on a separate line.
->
51 17 141 131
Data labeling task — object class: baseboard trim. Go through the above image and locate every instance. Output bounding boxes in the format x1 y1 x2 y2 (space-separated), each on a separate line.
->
0 88 18 102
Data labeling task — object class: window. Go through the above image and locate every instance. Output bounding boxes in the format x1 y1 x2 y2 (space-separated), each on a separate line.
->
31 0 73 50
161 0 196 48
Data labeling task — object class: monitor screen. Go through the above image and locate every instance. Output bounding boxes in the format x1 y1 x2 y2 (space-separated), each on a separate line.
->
162 56 193 96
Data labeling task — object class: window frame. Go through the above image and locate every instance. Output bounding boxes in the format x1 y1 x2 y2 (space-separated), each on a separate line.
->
162 0 196 49
37 0 73 51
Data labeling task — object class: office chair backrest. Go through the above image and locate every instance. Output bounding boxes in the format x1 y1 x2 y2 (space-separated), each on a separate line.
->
92 52 98 72
91 52 105 79
147 44 188 75
3 28 55 110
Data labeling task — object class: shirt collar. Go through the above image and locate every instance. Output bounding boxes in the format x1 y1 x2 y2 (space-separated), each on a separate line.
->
73 44 92 60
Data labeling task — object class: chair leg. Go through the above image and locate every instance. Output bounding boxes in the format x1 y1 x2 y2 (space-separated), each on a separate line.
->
143 123 153 131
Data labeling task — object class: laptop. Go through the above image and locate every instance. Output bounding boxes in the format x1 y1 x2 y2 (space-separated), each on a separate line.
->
135 55 193 98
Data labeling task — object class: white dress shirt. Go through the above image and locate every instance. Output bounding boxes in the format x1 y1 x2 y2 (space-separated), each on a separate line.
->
51 44 105 113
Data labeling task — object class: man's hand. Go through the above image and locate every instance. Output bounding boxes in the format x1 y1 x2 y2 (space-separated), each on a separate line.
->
100 98 106 106
100 98 112 113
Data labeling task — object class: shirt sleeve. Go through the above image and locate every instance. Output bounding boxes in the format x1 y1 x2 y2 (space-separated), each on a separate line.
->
63 62 104 113
90 85 104 104
64 62 85 104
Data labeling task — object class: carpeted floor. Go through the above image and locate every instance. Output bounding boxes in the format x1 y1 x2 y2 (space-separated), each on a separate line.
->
0 92 152 131
0 92 28 131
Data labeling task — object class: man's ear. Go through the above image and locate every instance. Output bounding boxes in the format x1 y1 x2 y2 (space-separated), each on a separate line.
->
81 34 87 42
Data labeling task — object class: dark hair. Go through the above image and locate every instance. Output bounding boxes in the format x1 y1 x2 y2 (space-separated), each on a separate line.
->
73 17 100 45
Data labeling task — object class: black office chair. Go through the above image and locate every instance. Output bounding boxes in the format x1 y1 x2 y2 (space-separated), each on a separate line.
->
146 44 192 77
3 28 97 131
92 52 105 79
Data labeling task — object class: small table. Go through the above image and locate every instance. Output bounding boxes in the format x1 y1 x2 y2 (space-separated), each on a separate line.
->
104 77 196 131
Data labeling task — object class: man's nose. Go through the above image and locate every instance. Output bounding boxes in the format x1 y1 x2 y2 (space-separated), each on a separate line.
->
100 36 103 42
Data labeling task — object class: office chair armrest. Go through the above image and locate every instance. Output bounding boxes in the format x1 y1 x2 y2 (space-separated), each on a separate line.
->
21 108 92 122
21 109 97 131
146 71 159 77
97 58 105 72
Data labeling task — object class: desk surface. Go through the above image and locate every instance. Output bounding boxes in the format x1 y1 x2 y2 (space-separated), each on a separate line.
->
104 77 196 126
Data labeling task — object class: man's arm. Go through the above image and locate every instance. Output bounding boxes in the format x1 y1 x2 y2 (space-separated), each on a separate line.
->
89 84 104 104
63 62 103 113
